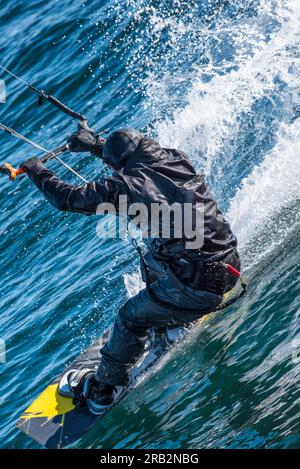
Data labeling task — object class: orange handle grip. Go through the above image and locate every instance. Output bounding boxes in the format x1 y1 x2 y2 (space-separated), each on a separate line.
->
4 163 25 181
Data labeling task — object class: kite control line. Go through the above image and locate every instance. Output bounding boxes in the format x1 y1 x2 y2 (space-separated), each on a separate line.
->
0 65 105 183
0 65 91 183
0 144 68 181
0 65 87 122
0 123 88 183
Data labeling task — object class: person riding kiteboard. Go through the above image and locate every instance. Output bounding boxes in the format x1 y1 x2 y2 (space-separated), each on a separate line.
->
16 123 242 415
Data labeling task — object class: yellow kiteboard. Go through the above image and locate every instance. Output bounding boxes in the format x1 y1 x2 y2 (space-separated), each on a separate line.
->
17 317 213 448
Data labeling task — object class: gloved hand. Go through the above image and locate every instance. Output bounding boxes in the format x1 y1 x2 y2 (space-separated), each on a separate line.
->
68 121 105 157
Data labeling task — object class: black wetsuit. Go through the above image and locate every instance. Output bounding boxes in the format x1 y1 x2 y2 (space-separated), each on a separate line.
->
21 134 240 385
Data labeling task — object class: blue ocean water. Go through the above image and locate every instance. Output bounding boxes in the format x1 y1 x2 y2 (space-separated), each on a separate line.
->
0 0 299 449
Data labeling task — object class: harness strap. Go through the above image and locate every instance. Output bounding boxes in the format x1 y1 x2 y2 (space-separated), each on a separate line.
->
133 240 247 316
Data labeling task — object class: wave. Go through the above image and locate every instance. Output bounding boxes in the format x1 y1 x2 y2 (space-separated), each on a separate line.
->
125 0 300 289
228 119 300 256
151 0 300 174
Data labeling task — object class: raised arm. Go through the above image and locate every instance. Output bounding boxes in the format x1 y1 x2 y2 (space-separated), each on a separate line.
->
20 157 127 215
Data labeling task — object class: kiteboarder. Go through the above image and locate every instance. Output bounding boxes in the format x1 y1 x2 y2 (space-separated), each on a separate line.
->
18 124 241 414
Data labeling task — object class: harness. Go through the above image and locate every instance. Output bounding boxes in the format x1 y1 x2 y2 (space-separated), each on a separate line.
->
132 240 247 316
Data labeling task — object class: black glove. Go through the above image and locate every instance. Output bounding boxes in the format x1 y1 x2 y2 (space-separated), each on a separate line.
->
68 122 105 157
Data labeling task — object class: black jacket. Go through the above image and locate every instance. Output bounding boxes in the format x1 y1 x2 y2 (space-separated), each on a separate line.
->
21 135 240 293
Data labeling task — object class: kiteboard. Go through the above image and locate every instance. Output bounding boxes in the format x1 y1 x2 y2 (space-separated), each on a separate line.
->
16 323 194 448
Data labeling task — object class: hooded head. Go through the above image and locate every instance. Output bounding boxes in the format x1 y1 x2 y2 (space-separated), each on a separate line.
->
102 128 143 170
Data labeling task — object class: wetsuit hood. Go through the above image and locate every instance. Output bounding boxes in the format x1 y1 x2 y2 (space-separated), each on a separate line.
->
103 128 143 169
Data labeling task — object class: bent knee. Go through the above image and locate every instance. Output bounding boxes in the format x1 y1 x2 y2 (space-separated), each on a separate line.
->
119 297 148 329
